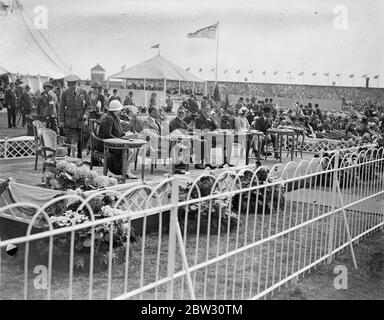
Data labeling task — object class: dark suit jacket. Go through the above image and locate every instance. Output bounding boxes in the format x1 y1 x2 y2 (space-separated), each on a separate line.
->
195 112 217 131
253 116 271 134
169 116 188 133
19 92 33 112
96 112 123 151
4 89 17 109
187 98 199 114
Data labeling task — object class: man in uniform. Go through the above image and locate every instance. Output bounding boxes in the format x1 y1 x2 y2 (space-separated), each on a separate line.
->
37 82 58 133
59 74 91 158
19 85 34 127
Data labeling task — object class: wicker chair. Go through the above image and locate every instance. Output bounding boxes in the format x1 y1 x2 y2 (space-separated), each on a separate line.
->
89 119 105 170
39 128 68 173
32 120 46 170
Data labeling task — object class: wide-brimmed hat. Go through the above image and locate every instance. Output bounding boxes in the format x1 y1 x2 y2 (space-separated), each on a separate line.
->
25 85 31 90
238 106 248 115
43 82 54 89
64 74 80 83
108 100 124 112
91 81 102 89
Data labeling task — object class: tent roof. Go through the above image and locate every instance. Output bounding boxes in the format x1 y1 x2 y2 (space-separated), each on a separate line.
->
0 0 71 79
110 54 205 82
0 66 8 75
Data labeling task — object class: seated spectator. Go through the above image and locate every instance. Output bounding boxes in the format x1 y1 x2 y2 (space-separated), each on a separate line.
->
96 100 137 179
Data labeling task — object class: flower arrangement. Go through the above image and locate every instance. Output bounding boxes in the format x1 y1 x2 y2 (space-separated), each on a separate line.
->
43 158 118 191
35 193 134 270
178 176 238 235
232 166 286 215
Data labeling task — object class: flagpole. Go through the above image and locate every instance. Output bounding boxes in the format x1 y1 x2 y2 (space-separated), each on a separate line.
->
215 21 220 85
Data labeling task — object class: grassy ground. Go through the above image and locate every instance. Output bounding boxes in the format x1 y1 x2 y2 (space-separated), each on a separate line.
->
1 195 382 300
0 110 27 139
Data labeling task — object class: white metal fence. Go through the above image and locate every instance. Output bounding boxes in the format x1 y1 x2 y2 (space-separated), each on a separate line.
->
0 146 384 300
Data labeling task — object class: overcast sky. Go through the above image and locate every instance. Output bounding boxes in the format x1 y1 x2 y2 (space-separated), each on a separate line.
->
22 0 384 86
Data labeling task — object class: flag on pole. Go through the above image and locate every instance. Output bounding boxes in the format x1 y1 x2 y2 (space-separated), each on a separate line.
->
248 70 253 74
324 73 329 76
150 43 160 49
287 71 291 74
298 72 304 76
349 74 354 78
198 68 203 72
362 74 367 78
312 73 317 76
374 75 379 79
273 71 278 75
336 73 341 77
236 70 240 74
187 22 218 40
224 69 228 74
185 67 190 71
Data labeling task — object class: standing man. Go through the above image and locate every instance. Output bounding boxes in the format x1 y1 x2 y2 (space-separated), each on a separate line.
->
59 75 91 159
123 91 135 106
19 85 34 127
37 82 58 133
4 83 17 128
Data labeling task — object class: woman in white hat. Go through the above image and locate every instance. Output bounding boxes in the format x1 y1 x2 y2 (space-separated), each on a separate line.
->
96 100 137 179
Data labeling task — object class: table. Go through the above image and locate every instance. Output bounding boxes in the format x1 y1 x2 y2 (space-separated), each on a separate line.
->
103 138 147 182
266 129 296 162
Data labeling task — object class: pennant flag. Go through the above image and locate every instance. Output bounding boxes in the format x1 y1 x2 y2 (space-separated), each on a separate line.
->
236 69 240 74
287 71 291 74
248 70 253 74
185 67 190 71
187 22 218 40
262 71 266 75
312 73 317 76
336 73 341 77
374 75 380 79
210 68 215 72
198 68 203 72
150 43 160 49
324 73 329 76
224 69 228 74
273 71 278 75
298 72 304 76
362 74 367 78
349 74 354 78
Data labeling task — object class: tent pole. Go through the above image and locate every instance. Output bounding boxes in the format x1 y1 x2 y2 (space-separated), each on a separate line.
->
144 79 147 107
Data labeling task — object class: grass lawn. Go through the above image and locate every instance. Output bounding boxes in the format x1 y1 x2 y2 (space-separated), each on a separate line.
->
1 194 381 300
0 110 27 139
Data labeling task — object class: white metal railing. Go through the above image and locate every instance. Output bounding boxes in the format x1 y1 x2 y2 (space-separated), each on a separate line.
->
0 146 383 300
